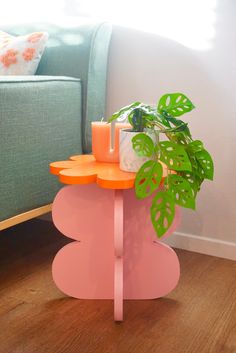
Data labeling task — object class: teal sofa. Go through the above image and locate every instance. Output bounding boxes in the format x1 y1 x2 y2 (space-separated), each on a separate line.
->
0 22 112 228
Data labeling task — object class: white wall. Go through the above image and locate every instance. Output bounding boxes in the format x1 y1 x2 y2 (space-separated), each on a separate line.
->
3 0 234 256
106 1 236 248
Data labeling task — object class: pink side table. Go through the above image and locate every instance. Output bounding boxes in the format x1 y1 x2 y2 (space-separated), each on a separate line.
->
50 154 180 321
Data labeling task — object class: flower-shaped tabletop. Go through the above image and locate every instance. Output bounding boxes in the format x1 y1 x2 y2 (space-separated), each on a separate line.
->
50 154 168 190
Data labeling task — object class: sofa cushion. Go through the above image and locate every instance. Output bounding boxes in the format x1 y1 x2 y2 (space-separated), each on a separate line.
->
0 31 48 75
0 75 82 221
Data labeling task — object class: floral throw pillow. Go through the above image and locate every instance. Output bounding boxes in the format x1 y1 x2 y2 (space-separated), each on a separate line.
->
0 31 48 75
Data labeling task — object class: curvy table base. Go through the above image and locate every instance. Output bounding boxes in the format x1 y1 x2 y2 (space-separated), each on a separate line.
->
52 184 180 321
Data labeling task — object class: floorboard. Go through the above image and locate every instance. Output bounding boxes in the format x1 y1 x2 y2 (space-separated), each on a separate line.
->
0 219 235 353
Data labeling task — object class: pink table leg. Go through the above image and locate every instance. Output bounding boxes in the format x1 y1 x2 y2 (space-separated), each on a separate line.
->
114 189 124 322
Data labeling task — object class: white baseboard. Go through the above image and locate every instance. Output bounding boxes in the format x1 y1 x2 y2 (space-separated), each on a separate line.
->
163 232 236 261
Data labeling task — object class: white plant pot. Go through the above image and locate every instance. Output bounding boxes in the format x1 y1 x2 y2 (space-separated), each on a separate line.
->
119 130 151 172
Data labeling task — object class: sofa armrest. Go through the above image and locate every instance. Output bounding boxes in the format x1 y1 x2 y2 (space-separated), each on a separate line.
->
3 22 112 153
0 76 83 221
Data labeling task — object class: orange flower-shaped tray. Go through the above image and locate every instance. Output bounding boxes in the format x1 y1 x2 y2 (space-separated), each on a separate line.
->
50 154 168 190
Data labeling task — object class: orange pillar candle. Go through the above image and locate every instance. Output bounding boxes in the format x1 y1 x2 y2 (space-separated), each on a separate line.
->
92 122 131 163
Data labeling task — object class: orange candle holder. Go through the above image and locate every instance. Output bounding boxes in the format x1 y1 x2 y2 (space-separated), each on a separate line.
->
91 122 131 163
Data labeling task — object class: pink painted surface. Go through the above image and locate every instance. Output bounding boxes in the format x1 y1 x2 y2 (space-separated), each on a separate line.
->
52 184 180 300
114 190 124 321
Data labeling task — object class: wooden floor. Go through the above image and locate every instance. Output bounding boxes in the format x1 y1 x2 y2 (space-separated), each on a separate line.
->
0 220 236 353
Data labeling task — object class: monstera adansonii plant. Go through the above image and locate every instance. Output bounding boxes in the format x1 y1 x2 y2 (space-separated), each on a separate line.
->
108 93 214 238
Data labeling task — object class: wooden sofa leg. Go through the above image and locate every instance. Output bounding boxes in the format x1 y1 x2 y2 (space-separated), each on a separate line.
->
0 204 52 231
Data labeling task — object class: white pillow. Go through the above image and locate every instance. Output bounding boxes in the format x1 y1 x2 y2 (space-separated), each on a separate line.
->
0 31 48 75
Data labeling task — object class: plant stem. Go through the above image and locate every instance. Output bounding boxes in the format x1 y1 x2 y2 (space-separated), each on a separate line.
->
153 130 160 162
165 168 170 192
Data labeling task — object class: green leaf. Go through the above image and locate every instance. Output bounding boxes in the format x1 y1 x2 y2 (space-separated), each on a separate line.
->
128 108 145 131
166 174 195 209
155 112 171 128
168 132 188 145
138 105 157 117
132 133 154 157
180 171 203 196
157 93 195 117
108 102 141 123
128 106 159 131
158 122 189 134
159 141 192 171
167 116 192 139
187 140 204 153
135 161 163 199
187 150 205 179
150 191 175 238
195 149 214 180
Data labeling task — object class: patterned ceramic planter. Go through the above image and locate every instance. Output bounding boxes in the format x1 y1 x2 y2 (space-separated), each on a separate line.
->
119 130 152 172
